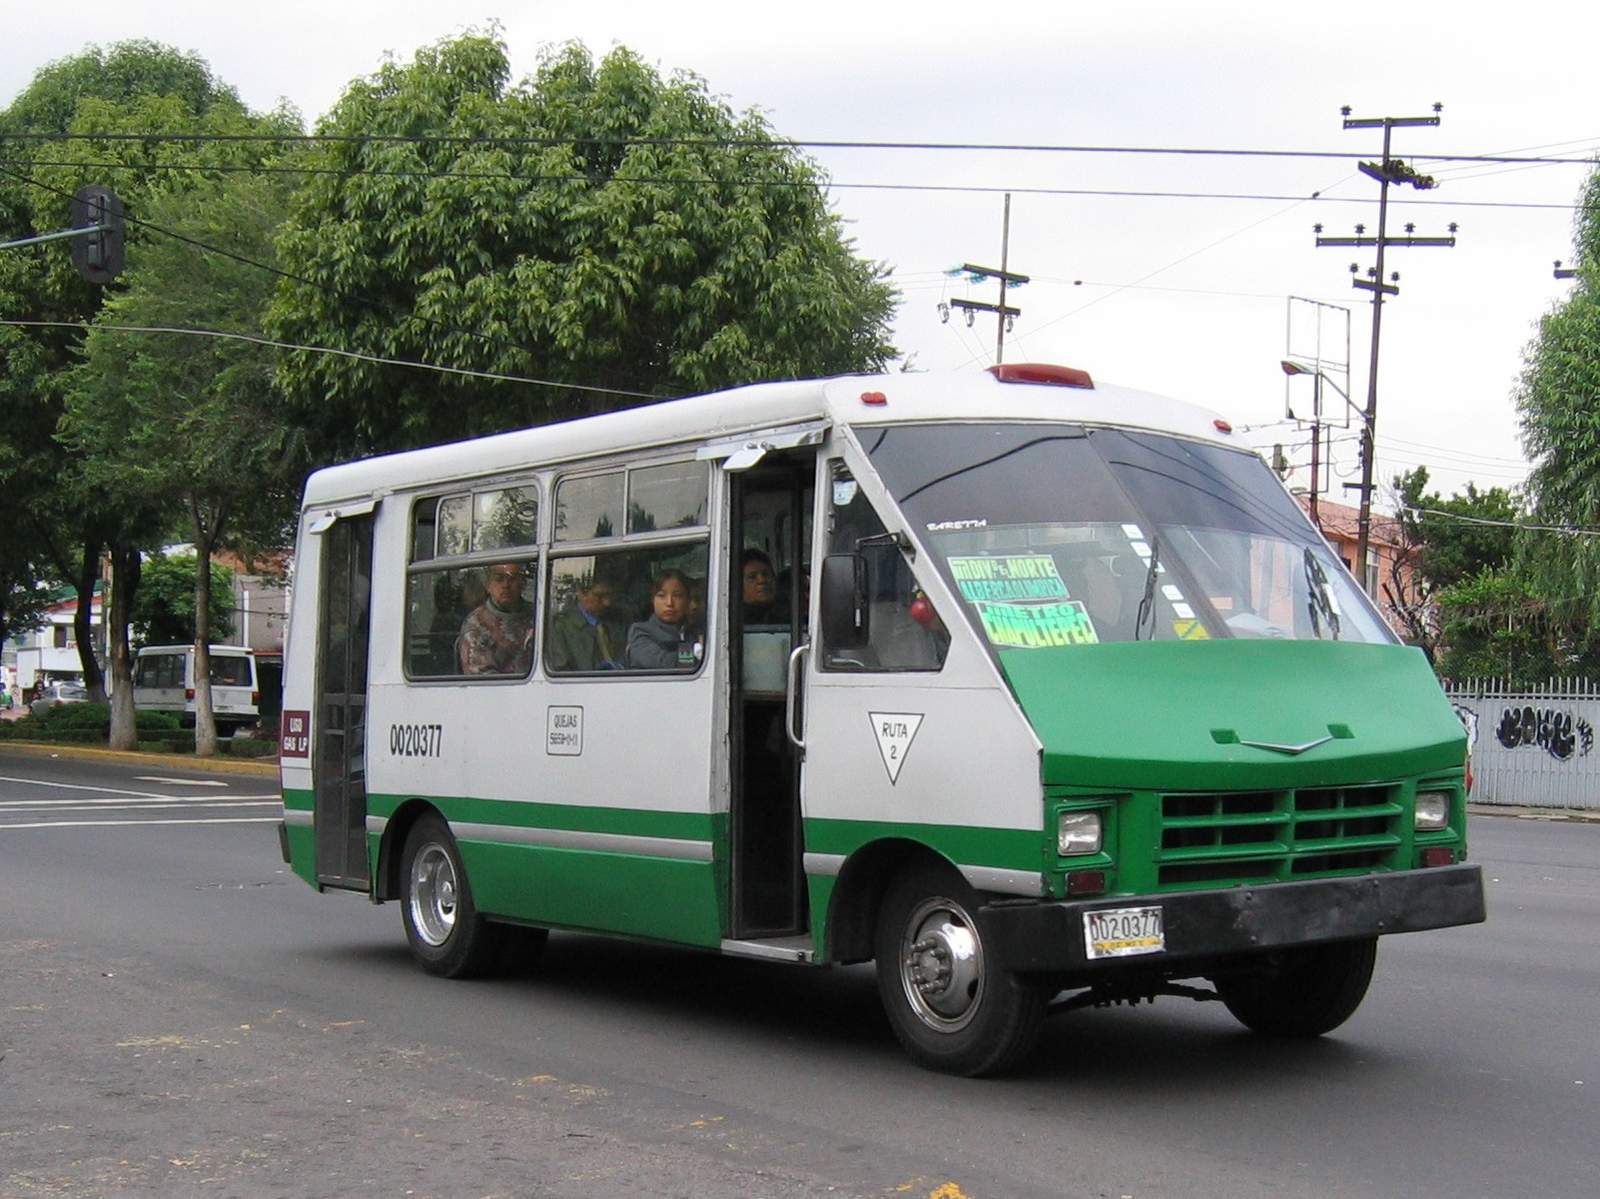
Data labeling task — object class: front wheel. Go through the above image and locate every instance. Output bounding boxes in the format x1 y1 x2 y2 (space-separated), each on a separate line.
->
400 815 504 978
1213 937 1377 1037
873 864 1049 1076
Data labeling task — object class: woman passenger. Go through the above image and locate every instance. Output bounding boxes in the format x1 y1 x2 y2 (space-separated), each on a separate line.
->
626 569 700 670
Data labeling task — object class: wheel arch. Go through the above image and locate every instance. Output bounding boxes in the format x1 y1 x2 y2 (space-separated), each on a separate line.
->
823 838 963 964
374 798 445 901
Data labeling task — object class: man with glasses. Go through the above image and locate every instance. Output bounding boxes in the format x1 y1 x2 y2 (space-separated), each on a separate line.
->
546 574 627 672
458 563 535 675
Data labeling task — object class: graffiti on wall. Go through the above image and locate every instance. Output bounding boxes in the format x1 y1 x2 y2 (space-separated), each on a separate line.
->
1495 706 1595 762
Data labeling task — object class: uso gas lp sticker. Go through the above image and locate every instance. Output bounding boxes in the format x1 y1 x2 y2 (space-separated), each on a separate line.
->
869 712 923 784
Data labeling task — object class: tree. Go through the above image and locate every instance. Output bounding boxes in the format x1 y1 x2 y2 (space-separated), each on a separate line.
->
268 34 898 458
0 41 299 731
1384 467 1521 662
64 170 304 754
1516 163 1600 635
128 554 236 648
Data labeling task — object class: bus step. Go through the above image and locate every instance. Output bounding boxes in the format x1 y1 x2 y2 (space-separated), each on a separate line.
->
720 935 815 964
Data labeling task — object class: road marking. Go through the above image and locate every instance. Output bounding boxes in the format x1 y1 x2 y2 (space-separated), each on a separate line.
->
0 773 170 799
0 794 278 808
132 776 229 787
0 817 283 829
0 801 280 814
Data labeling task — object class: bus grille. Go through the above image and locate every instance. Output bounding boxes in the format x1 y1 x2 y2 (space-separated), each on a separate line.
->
1156 785 1402 888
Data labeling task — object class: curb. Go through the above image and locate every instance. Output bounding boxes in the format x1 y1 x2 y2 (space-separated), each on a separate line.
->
0 739 279 777
1468 802 1600 824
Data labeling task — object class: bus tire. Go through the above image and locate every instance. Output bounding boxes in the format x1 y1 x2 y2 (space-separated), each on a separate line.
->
1214 937 1377 1037
400 815 502 979
873 863 1048 1076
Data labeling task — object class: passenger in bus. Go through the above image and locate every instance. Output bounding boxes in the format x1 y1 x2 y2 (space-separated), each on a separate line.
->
457 563 534 674
741 548 781 624
547 577 627 671
626 569 700 670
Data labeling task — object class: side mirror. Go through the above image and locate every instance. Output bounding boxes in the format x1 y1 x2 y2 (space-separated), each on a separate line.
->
819 553 869 650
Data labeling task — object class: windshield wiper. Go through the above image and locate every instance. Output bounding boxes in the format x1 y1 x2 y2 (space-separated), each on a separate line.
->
1134 536 1160 640
1303 547 1342 640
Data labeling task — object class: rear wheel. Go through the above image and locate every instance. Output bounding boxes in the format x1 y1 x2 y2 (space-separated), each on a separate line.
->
873 863 1048 1076
400 815 504 978
1214 937 1378 1037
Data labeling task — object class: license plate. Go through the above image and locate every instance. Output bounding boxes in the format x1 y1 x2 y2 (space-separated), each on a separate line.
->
1084 905 1165 960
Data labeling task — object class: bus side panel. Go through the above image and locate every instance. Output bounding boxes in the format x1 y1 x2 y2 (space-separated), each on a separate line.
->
460 841 722 947
363 667 724 948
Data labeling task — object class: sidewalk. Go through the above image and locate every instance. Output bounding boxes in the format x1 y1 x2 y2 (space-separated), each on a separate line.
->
1468 801 1600 824
0 737 278 777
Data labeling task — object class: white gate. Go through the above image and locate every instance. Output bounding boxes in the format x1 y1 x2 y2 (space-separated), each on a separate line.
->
1444 677 1600 811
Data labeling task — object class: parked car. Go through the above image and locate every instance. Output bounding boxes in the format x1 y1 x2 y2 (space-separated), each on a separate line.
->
30 681 88 717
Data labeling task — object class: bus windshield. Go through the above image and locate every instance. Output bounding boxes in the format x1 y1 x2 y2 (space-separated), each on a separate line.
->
858 422 1393 652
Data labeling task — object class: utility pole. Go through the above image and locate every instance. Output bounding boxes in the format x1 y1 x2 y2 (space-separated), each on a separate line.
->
1314 105 1456 593
941 193 1028 363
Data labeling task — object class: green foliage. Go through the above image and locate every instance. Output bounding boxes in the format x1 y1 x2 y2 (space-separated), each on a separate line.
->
1516 163 1600 632
62 167 307 556
268 34 898 457
1393 467 1519 592
1433 569 1600 685
0 40 302 691
127 554 235 647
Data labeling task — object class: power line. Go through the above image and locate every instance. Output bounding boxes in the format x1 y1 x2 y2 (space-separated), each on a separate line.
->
1400 504 1600 537
4 156 1593 211
0 318 658 399
0 163 643 393
5 129 1599 165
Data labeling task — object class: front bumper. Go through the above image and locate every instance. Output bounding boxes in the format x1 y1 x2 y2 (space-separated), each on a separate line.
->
982 863 1485 974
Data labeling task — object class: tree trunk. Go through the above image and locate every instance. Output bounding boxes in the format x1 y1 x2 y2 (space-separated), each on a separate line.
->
192 533 219 758
106 545 142 751
72 541 107 702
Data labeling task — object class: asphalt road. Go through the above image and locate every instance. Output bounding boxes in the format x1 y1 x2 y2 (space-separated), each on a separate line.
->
1 747 1596 1199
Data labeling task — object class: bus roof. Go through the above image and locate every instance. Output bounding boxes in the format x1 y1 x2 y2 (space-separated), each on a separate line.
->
299 367 1241 508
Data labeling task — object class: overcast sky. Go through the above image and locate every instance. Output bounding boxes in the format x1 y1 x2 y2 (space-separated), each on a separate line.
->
6 0 1596 502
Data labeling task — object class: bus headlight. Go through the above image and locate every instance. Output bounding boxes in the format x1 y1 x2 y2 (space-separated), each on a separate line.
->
1414 791 1451 831
1058 811 1103 855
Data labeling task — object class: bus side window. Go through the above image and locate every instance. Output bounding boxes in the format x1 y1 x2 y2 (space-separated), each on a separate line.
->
547 542 708 675
823 468 949 672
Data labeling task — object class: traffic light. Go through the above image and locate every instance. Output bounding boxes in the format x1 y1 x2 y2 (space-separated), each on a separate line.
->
69 185 124 284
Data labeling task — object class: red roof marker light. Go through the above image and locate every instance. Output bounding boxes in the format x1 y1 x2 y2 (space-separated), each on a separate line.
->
987 362 1094 389
860 390 888 406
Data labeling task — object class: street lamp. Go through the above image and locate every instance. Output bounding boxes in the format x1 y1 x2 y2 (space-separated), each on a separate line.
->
1281 359 1351 528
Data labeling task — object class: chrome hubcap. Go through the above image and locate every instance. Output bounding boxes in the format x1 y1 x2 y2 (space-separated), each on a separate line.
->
899 896 985 1033
409 843 458 947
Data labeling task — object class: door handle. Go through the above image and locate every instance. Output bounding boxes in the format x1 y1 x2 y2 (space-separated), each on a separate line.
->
785 642 810 751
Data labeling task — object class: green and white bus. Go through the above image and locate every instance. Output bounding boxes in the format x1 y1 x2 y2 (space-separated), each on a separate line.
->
277 363 1484 1075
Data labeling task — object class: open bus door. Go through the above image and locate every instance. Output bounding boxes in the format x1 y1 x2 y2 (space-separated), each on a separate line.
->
313 512 374 889
726 449 814 940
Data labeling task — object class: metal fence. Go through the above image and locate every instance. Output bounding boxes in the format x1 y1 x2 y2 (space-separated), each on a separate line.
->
1443 677 1600 810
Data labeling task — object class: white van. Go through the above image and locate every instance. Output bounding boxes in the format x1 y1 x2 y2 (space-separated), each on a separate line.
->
133 645 280 733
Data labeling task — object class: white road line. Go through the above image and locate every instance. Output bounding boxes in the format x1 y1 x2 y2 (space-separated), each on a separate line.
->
0 801 280 814
1 817 283 830
0 794 279 808
132 776 229 787
0 773 170 799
